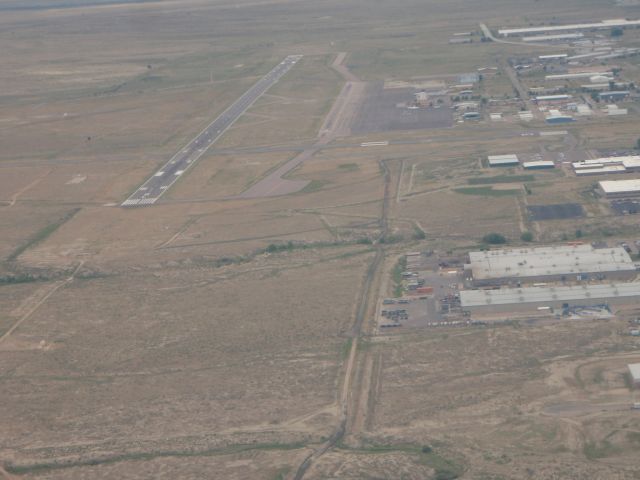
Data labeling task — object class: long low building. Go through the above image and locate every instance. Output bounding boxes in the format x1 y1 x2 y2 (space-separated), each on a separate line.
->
499 19 640 37
545 71 612 81
576 165 627 176
629 364 640 388
599 179 640 197
572 156 640 175
488 154 519 167
523 160 555 169
466 244 636 286
535 94 572 102
461 283 640 314
522 33 584 42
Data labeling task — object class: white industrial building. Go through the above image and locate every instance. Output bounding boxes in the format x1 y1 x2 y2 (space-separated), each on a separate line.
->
466 244 636 286
576 165 627 176
461 283 640 314
523 160 555 169
545 71 612 81
572 156 640 175
535 94 572 102
607 105 628 116
498 19 640 37
629 364 640 388
488 154 519 167
599 179 640 198
518 111 534 121
539 54 568 60
523 33 584 42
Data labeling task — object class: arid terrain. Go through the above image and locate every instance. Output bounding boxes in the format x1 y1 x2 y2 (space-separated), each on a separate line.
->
1 0 640 479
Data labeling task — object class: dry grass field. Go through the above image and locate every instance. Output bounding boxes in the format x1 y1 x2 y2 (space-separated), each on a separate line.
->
2 0 640 478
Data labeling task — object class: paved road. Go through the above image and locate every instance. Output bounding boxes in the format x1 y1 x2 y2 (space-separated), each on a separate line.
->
122 55 303 207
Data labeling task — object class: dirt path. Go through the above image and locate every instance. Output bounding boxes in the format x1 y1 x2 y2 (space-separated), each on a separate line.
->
291 160 392 480
0 466 17 480
0 261 84 347
6 169 51 207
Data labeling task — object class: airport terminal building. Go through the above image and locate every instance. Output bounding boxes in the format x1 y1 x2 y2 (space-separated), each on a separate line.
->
465 244 636 286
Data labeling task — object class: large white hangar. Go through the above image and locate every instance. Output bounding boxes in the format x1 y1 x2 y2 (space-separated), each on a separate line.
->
461 283 640 314
498 19 640 37
466 244 636 286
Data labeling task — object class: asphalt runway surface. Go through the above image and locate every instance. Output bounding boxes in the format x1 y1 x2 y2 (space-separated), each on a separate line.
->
122 55 303 207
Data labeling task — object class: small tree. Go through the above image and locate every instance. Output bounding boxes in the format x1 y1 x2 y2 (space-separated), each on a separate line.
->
611 27 624 37
636 138 640 150
482 233 507 244
521 231 534 242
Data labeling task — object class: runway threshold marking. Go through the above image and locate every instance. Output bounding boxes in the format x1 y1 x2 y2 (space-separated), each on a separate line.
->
121 55 303 207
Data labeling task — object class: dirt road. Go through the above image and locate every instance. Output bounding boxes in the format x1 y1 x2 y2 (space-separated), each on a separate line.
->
291 160 392 479
0 261 84 347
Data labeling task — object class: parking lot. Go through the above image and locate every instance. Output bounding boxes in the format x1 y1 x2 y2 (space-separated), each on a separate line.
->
377 269 466 331
611 199 640 215
351 82 454 134
528 203 585 221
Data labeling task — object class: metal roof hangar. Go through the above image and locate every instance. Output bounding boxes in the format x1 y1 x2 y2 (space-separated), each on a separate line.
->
465 244 636 286
461 283 640 314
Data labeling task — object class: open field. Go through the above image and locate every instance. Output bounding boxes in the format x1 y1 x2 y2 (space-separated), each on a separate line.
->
2 0 640 478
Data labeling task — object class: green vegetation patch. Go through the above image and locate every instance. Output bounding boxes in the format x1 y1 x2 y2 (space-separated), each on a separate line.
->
467 175 534 185
454 187 520 197
6 442 305 475
391 255 407 297
336 442 463 479
338 163 359 171
583 440 621 460
7 208 81 262
301 179 330 193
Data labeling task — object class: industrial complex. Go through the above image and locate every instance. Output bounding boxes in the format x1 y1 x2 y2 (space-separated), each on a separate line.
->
460 283 640 314
498 19 640 37
465 245 636 286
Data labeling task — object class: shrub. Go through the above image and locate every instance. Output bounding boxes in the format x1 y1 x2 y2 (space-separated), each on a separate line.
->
520 231 533 242
482 233 507 244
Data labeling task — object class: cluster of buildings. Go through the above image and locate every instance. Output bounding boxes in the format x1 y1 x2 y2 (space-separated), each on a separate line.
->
487 154 554 169
573 155 640 176
460 244 639 315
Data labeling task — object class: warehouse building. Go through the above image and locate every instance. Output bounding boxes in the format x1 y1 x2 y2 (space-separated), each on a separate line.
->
535 94 572 103
546 71 612 81
460 283 640 314
466 244 636 286
546 113 575 124
523 160 555 169
522 33 584 42
599 91 630 102
498 19 640 37
488 154 519 167
599 179 640 198
576 165 627 176
539 54 568 61
629 364 640 388
607 105 628 116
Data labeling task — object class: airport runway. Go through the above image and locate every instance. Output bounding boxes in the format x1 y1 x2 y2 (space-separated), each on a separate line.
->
122 55 303 207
